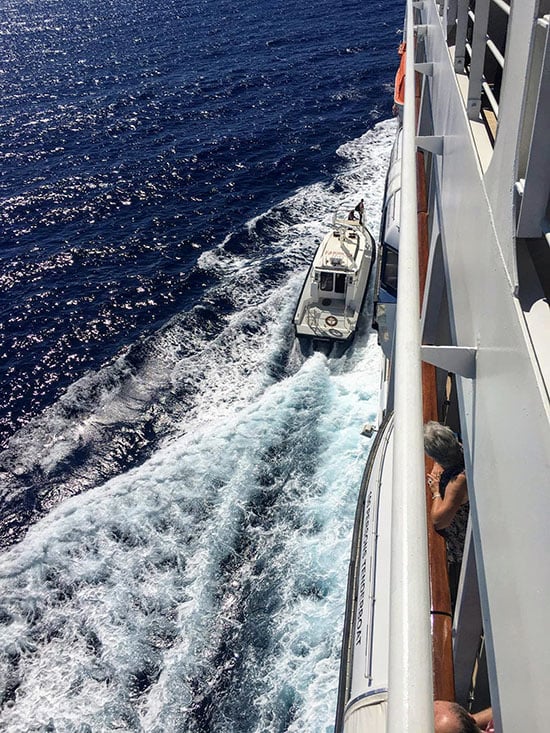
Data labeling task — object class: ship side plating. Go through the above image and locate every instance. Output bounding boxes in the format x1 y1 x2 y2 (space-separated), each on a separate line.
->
417 3 550 728
337 1 550 731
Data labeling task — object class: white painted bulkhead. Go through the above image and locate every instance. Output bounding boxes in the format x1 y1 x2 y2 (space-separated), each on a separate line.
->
417 1 550 730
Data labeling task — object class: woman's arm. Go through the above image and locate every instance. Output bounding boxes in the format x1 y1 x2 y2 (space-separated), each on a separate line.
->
430 472 468 530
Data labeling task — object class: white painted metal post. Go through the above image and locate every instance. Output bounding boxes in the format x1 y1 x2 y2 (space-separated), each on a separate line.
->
467 0 491 119
387 1 434 732
455 0 469 73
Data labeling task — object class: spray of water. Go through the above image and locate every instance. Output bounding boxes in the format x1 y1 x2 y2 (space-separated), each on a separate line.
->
0 119 396 731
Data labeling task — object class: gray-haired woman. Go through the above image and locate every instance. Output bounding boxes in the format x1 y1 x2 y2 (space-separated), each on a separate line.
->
424 421 469 601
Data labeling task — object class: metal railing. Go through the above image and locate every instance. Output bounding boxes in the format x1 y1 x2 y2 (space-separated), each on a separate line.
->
387 2 434 732
455 0 511 123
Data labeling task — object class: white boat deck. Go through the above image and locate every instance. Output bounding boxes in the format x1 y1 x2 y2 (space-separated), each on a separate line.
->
293 215 374 343
299 300 355 340
317 223 362 272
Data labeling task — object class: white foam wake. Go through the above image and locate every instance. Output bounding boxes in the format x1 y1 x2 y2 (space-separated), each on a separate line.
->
0 119 396 731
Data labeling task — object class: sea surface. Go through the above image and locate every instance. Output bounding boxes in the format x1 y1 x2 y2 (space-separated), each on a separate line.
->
0 0 402 730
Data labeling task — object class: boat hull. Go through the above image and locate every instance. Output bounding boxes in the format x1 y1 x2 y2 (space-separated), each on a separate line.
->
335 412 394 732
293 217 375 345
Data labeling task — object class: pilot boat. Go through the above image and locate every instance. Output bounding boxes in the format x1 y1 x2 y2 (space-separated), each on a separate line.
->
293 210 375 347
336 1 550 732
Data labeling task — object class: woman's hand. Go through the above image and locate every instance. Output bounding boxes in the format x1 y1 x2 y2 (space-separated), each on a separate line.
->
426 470 442 487
426 462 443 489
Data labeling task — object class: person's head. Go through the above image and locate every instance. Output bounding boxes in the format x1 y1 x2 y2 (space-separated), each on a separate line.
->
434 701 481 733
424 421 463 470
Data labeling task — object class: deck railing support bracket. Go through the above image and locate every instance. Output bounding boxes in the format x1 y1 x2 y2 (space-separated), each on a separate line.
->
416 135 444 155
421 345 477 379
415 62 434 76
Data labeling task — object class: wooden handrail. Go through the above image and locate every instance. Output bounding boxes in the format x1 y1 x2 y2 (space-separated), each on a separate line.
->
416 102 455 701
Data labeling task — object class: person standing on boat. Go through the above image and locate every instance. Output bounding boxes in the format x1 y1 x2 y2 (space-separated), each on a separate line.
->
424 421 469 604
355 198 364 224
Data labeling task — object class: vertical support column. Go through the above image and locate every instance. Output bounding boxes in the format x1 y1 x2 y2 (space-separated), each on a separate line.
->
517 15 550 237
447 0 459 27
454 0 469 72
452 527 483 708
467 0 491 119
446 0 459 43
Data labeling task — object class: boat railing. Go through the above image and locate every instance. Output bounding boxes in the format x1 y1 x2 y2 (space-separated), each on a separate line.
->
387 1 435 731
444 0 511 139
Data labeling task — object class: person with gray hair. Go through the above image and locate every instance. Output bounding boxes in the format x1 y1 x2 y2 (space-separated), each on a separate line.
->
434 701 494 733
424 421 464 470
424 421 469 603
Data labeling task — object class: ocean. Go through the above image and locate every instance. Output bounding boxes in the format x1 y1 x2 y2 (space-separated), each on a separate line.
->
0 0 402 730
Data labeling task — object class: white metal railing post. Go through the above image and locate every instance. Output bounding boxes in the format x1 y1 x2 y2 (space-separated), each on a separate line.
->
455 0 469 73
387 1 434 732
467 0 491 119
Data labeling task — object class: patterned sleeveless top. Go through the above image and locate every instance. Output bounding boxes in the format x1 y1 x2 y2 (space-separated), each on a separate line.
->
439 463 469 564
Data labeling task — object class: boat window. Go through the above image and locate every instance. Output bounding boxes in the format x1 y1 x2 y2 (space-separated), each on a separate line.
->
320 272 333 291
381 245 398 297
335 273 346 293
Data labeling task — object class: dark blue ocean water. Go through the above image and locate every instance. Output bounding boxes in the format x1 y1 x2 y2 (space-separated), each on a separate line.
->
0 0 402 729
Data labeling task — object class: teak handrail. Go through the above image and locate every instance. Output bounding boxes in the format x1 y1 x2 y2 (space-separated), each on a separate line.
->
417 86 455 701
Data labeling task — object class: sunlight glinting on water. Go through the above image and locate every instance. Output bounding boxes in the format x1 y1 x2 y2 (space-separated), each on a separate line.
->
0 120 395 731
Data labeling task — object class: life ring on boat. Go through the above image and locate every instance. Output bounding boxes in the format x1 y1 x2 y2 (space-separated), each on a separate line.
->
325 315 338 327
329 328 343 337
